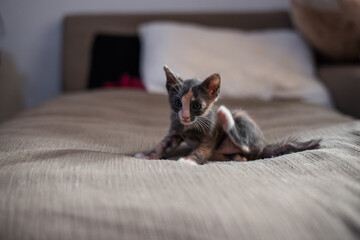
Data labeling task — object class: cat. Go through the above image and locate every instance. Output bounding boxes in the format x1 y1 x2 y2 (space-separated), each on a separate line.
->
135 66 321 165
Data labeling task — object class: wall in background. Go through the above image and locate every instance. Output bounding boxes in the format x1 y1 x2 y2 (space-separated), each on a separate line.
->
1 0 288 109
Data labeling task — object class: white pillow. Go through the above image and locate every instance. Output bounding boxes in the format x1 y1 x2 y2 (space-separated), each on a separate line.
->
138 22 332 107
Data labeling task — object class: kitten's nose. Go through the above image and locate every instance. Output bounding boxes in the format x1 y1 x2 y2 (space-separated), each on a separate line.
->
182 115 190 122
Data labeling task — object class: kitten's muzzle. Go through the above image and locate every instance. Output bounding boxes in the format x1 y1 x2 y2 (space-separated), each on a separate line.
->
180 116 194 125
181 116 190 122
179 111 191 123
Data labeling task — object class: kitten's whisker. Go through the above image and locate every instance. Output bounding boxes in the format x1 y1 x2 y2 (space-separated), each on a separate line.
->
198 117 210 127
196 122 204 133
193 118 201 133
196 116 215 133
198 115 215 127
195 122 201 133
195 118 209 133
194 121 201 132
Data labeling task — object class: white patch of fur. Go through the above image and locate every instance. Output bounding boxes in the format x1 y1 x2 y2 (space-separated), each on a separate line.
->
178 158 198 165
240 146 250 153
181 120 195 127
217 106 250 153
217 105 235 132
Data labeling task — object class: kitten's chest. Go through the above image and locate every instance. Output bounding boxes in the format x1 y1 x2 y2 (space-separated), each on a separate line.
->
181 131 203 149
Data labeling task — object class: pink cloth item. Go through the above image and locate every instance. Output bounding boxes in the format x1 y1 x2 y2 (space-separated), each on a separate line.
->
103 73 145 89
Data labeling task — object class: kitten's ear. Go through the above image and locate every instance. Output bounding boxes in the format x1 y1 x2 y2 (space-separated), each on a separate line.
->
164 65 183 92
201 73 221 100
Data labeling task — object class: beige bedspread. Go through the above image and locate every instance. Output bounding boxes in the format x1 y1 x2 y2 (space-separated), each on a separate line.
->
0 90 359 240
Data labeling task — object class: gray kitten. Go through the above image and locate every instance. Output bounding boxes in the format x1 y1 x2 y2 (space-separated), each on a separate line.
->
135 66 320 165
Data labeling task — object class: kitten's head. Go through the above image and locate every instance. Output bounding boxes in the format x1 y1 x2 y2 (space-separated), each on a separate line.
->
164 65 220 125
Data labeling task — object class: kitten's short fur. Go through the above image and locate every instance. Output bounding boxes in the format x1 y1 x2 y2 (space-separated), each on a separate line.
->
135 66 321 165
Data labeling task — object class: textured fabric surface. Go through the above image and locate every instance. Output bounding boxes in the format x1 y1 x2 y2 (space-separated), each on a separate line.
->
0 90 359 240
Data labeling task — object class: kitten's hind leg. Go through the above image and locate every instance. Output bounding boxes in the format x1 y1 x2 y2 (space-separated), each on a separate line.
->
210 153 246 162
217 105 250 154
233 154 248 162
210 153 231 162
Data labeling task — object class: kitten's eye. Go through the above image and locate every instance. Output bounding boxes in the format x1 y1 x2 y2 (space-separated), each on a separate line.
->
175 99 182 108
192 102 202 110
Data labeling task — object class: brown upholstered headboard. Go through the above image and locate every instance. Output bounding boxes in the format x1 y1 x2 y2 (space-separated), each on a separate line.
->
62 12 291 92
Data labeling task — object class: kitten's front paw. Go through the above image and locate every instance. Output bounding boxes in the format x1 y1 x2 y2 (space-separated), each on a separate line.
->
134 152 149 159
178 158 198 165
134 152 162 160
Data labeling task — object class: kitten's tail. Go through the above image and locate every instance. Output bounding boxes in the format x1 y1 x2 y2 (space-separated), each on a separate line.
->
260 137 321 159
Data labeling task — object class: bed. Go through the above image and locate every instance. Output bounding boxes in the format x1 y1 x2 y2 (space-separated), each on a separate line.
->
0 12 359 240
